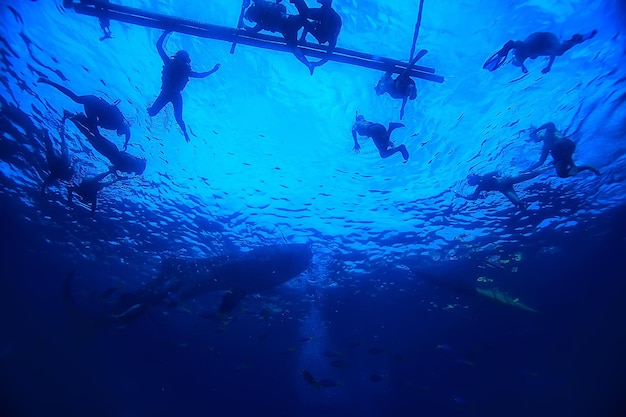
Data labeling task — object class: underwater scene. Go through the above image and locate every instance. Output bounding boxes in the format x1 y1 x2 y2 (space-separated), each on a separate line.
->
1 0 626 416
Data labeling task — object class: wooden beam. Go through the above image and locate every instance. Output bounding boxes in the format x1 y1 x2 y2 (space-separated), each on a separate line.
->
65 0 444 83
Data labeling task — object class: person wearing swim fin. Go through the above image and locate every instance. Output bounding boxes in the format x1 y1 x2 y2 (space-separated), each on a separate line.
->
148 30 221 142
243 0 316 74
375 50 426 120
38 77 131 150
352 114 409 161
483 30 597 74
290 0 342 73
455 169 549 210
65 112 146 176
525 122 600 178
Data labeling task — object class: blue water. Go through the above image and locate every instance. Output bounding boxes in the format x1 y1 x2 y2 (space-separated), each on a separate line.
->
1 0 626 416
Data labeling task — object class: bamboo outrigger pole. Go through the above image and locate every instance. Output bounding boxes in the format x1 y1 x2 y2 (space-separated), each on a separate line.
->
63 0 444 83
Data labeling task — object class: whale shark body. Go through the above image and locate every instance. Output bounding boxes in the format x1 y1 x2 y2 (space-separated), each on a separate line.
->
65 243 313 325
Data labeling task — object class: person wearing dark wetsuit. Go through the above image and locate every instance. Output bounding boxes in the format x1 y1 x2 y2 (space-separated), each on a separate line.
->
455 169 548 210
375 50 425 120
291 0 342 72
41 128 75 193
526 122 600 178
66 113 146 175
148 30 221 142
352 115 409 161
38 77 130 150
243 0 314 74
67 169 122 214
484 30 597 74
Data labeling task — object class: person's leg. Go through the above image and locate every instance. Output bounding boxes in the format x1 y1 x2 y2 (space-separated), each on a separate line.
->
171 93 190 142
572 164 601 176
147 91 170 117
399 98 408 120
387 122 405 137
38 78 81 102
291 0 310 17
502 190 526 209
378 145 408 160
510 169 546 184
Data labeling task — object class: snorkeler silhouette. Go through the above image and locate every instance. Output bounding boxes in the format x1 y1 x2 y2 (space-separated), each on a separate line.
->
375 50 426 120
147 30 221 143
483 30 597 74
41 128 75 193
352 114 409 161
455 168 549 210
37 77 131 150
290 0 342 73
65 113 146 175
67 169 125 214
525 122 600 178
243 0 315 74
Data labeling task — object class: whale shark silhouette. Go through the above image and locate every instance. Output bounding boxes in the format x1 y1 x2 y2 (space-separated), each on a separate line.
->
65 243 313 325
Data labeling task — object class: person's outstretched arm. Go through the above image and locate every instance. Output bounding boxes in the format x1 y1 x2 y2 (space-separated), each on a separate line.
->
190 63 221 78
156 31 171 64
526 123 555 171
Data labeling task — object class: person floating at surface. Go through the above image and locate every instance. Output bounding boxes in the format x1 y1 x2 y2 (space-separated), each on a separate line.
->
352 114 409 161
525 122 600 178
41 128 75 193
483 30 597 74
243 0 315 74
375 50 426 120
37 77 130 150
67 169 122 214
455 168 549 210
147 30 221 142
290 0 342 72
65 112 146 175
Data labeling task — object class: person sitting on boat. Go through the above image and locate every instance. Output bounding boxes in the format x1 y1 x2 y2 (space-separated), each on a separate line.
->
290 0 342 73
243 0 316 74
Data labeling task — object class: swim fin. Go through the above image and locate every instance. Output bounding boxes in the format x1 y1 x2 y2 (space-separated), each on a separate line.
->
483 50 508 72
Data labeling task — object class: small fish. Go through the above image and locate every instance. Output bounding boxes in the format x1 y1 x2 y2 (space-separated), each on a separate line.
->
296 337 313 343
436 344 453 352
300 369 320 390
368 347 385 355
